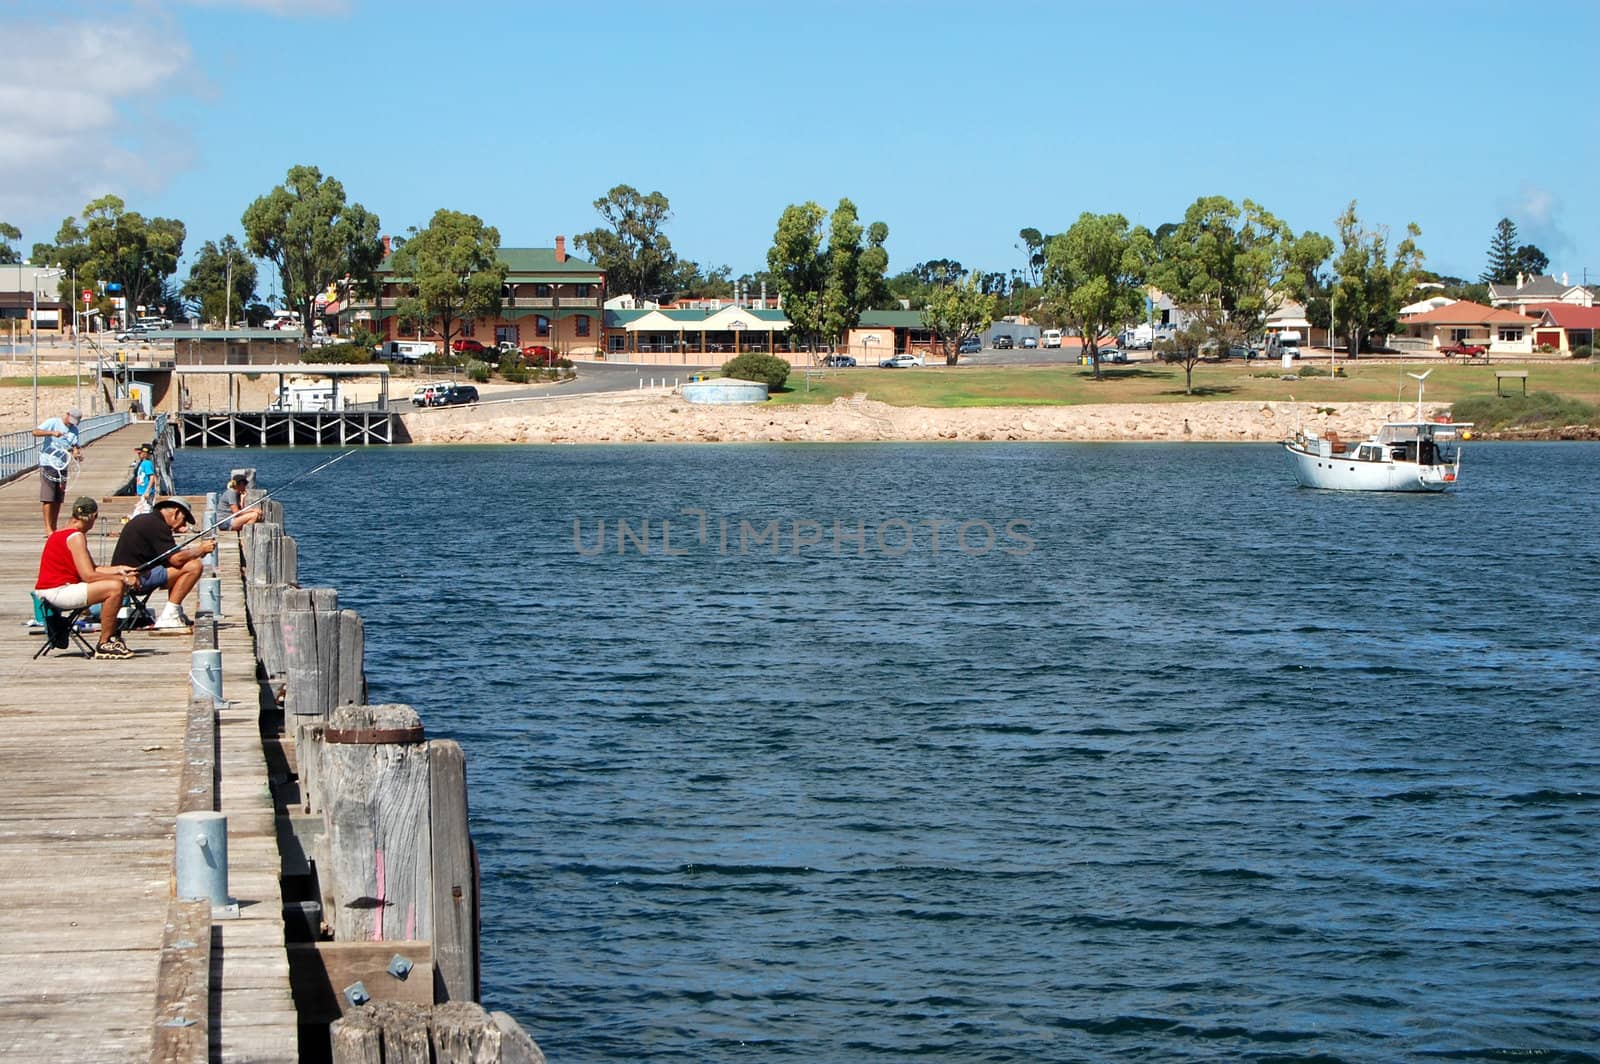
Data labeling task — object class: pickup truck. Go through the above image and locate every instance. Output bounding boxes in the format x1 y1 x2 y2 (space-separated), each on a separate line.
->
1440 340 1489 358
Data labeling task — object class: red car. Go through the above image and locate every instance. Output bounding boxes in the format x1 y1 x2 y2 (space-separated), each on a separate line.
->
451 338 487 354
521 344 557 365
1440 340 1488 358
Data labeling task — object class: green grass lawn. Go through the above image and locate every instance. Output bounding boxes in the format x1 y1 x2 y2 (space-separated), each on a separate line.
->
0 375 79 387
770 359 1600 409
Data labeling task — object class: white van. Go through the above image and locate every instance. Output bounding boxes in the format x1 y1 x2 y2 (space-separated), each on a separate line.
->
1041 329 1062 349
378 340 437 362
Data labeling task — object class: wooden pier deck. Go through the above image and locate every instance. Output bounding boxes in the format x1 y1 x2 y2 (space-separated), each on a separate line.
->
0 427 296 1062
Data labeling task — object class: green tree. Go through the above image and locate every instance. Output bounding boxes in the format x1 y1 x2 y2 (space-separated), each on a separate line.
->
241 165 383 340
1041 212 1152 380
766 198 889 354
0 221 21 264
1150 195 1296 348
1481 217 1519 284
30 195 186 322
1016 228 1046 288
1330 200 1424 356
821 199 890 344
387 209 506 356
181 235 258 325
572 185 678 300
1155 318 1213 396
1512 243 1549 279
921 270 997 365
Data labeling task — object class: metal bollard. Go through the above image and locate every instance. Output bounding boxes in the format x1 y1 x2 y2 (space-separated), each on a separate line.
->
197 576 222 618
190 649 223 706
176 810 229 906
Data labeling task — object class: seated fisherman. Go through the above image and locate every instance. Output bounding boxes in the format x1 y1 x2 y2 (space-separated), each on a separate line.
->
112 498 216 631
222 473 263 530
35 496 140 659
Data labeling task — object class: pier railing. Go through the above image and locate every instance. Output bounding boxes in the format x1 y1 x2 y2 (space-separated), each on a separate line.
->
234 498 545 1060
0 410 132 484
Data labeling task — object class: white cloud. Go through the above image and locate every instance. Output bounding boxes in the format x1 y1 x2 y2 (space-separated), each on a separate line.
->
1502 181 1572 261
0 19 192 226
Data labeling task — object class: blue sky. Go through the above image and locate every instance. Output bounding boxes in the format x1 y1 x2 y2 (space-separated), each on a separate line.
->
5 0 1597 294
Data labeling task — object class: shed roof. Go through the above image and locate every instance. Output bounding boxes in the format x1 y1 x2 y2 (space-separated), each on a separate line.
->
1528 303 1600 329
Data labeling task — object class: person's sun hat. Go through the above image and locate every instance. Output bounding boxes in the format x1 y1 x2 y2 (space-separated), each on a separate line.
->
65 408 82 422
153 499 196 525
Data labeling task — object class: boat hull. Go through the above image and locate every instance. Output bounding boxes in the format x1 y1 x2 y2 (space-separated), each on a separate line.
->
1283 443 1456 492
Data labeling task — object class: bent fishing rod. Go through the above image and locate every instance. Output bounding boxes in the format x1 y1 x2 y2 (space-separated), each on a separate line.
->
137 449 357 572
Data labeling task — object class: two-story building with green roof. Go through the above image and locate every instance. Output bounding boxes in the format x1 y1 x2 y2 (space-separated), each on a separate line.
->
348 236 607 356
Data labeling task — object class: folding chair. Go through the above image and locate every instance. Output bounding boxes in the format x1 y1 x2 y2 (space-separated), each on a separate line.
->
118 584 159 632
31 593 96 660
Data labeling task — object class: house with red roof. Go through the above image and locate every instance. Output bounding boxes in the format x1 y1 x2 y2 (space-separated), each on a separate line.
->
1526 303 1600 355
1396 300 1537 355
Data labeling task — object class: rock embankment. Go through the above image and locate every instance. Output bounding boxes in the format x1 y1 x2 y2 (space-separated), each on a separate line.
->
403 393 1449 445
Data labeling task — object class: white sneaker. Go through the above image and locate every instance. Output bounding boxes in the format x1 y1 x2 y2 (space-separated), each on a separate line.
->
175 605 194 626
154 604 187 631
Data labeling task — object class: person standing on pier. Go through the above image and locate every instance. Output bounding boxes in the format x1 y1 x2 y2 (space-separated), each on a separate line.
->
132 443 157 516
35 496 139 659
111 499 215 632
221 473 263 530
32 407 83 534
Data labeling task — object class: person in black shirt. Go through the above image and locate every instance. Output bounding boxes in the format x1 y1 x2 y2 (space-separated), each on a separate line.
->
111 499 216 631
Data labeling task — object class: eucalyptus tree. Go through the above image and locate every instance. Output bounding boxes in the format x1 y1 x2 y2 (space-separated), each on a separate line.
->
573 185 678 300
1330 200 1424 356
30 195 185 318
1041 212 1153 380
387 209 507 356
766 198 889 353
0 221 21 264
1150 195 1297 351
182 236 257 325
922 270 997 365
242 165 383 340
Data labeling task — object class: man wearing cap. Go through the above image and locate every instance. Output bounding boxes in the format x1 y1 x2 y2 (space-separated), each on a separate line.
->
111 498 216 631
132 443 157 515
35 496 140 659
32 407 84 533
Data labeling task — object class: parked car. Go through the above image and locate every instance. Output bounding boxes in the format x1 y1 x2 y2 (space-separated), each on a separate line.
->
1041 329 1063 348
958 336 982 354
452 338 487 355
1226 344 1259 360
114 324 152 341
430 384 479 406
879 353 926 369
822 354 857 367
1100 347 1129 363
1020 336 1039 349
1440 340 1489 358
496 340 520 355
992 335 1014 350
411 381 455 406
521 343 556 364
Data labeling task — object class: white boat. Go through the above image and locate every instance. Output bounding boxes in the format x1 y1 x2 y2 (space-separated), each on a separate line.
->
1283 371 1472 492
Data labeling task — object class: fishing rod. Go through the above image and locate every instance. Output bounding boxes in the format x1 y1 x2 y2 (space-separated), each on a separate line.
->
137 449 357 572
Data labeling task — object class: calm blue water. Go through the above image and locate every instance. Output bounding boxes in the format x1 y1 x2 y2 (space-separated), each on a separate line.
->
181 443 1600 1063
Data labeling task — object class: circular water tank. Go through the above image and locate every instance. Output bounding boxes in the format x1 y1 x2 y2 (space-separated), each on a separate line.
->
681 378 768 404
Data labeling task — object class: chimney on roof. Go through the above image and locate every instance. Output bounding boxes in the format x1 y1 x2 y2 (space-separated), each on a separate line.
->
1562 272 1569 286
382 235 392 258
555 235 566 264
1516 271 1524 290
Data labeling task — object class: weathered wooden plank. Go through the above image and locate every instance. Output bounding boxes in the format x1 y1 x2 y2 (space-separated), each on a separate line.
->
283 587 340 718
287 941 434 1024
429 739 477 1003
151 899 210 1064
178 695 216 815
337 609 366 707
321 705 432 944
490 1010 549 1064
329 1007 383 1064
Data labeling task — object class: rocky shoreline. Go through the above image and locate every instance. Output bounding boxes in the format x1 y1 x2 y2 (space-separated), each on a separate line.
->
402 394 1457 445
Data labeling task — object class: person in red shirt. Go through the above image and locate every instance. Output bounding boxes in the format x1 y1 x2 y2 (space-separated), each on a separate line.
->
36 496 140 659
